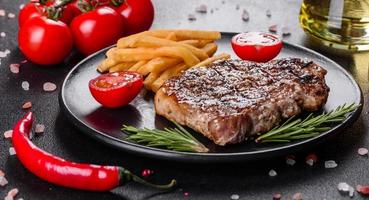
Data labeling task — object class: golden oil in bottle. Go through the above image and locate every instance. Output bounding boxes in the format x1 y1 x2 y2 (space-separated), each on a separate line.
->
299 0 369 52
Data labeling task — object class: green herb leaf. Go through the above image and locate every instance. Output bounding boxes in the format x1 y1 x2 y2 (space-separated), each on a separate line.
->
255 103 359 143
122 122 209 153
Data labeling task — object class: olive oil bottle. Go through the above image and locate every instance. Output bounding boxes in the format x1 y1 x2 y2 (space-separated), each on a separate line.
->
299 0 369 51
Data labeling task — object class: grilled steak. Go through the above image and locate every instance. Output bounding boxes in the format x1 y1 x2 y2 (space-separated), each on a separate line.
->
154 58 330 145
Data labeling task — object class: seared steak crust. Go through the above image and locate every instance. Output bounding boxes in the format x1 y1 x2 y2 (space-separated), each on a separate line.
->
154 58 330 145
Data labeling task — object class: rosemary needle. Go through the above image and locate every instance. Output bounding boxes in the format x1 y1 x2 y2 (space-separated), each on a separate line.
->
123 122 209 153
256 103 359 143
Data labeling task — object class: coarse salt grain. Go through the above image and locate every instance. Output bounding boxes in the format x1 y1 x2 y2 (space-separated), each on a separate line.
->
269 25 277 33
282 26 291 36
266 9 271 17
338 182 350 192
242 9 249 22
4 130 13 138
292 192 302 200
195 5 207 13
188 14 196 21
349 186 354 197
9 63 20 73
8 188 19 198
324 160 338 169
273 193 282 200
306 159 314 166
0 32 5 37
230 194 239 200
358 147 368 156
286 158 296 166
22 101 32 109
21 81 29 91
9 147 16 155
0 49 11 58
0 176 8 186
43 82 57 92
0 9 5 17
35 124 45 134
305 153 318 166
269 169 277 177
7 13 15 18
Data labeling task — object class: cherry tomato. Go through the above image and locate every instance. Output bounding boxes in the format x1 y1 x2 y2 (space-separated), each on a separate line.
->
89 71 143 108
57 0 82 24
70 6 125 55
231 32 283 62
18 16 73 65
116 0 154 35
19 3 44 27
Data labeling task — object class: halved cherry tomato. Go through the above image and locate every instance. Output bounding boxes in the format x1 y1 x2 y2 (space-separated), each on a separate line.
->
89 71 143 108
231 32 283 62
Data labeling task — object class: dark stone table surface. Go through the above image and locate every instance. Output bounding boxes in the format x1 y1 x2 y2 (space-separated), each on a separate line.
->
0 0 368 199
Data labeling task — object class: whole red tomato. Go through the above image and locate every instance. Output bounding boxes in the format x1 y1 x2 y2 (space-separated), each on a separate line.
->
116 0 154 35
89 71 143 108
55 0 82 24
18 16 73 65
70 6 125 55
19 3 44 27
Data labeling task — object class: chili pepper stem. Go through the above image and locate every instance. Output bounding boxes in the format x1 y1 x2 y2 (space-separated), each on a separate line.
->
118 167 176 190
132 175 177 190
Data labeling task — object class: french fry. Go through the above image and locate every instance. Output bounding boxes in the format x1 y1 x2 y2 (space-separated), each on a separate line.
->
178 40 202 47
151 63 188 92
178 40 214 48
137 57 182 76
116 32 146 48
198 40 214 47
112 46 200 66
165 32 177 40
117 30 178 48
191 53 231 68
143 71 161 90
132 35 208 60
147 30 221 40
108 62 136 73
202 43 218 57
98 58 118 73
128 60 148 72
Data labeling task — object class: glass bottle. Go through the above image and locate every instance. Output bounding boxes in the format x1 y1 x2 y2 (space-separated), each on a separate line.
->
299 0 369 52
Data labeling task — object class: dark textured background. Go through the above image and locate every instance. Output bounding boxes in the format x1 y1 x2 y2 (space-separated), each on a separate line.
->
1 0 369 199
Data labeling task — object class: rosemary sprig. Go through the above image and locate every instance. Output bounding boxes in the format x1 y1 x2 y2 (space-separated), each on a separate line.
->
122 122 209 153
256 103 359 143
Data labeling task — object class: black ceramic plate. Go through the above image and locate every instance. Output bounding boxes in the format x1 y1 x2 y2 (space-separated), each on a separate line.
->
60 32 362 162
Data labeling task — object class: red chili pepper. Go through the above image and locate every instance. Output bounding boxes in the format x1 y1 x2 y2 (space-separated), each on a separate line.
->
12 112 176 191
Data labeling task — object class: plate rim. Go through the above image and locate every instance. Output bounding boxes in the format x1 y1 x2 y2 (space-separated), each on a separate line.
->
59 32 363 162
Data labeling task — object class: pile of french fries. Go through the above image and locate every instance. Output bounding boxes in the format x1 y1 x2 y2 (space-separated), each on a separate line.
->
97 29 230 92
